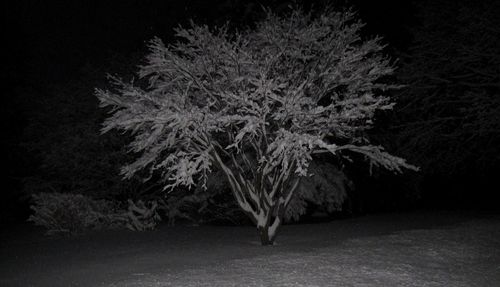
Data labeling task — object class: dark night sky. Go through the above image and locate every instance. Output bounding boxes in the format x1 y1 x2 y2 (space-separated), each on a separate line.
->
4 1 414 86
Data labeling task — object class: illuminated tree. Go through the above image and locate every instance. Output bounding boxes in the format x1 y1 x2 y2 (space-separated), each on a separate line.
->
97 8 416 245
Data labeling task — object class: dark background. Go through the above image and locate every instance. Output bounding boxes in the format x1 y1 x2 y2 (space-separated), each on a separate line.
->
2 0 499 224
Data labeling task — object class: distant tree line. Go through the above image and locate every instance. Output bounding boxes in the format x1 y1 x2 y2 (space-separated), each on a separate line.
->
373 0 500 208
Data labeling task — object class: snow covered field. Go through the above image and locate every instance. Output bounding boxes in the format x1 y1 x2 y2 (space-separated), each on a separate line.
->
1 211 499 287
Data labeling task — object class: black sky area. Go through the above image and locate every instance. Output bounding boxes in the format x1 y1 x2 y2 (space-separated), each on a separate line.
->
4 1 414 86
2 0 499 224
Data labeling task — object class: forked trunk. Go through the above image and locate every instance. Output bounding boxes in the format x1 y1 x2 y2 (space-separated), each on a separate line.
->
258 224 276 246
211 151 298 246
256 211 281 246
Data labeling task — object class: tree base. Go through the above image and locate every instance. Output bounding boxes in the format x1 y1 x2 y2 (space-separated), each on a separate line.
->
258 227 276 246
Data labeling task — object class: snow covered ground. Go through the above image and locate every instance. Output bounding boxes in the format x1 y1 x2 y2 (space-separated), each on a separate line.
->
1 211 499 287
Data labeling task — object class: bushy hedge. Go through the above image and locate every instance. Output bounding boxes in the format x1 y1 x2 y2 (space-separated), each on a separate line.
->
28 193 160 235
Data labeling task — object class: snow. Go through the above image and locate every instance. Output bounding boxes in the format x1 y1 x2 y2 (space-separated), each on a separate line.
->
1 211 499 287
109 217 500 287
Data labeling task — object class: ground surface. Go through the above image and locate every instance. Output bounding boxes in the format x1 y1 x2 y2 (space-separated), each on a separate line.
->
1 211 499 287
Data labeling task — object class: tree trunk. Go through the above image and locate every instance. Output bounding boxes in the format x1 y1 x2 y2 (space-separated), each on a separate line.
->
258 224 276 246
211 151 293 246
257 211 282 245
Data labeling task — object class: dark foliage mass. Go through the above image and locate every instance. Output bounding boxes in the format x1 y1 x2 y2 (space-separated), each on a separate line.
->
397 0 499 172
20 55 145 201
373 0 500 208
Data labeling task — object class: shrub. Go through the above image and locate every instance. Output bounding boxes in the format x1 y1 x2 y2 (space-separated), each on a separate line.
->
286 161 351 221
120 199 161 231
160 173 249 226
28 193 161 235
28 193 113 235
